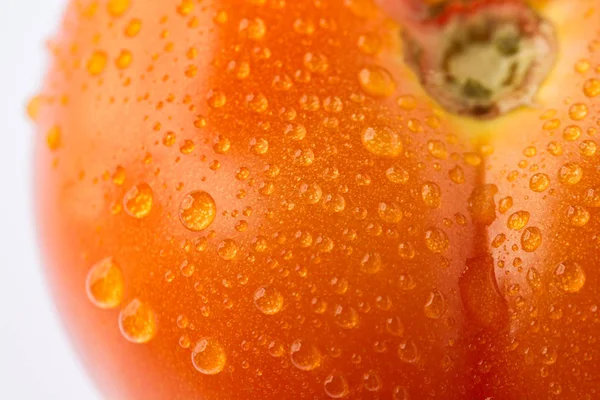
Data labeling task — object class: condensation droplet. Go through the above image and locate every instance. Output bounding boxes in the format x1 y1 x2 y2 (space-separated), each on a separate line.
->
358 65 396 97
324 371 349 398
507 211 530 230
123 183 153 219
217 239 238 261
192 338 227 375
424 290 446 319
521 227 542 252
553 261 586 293
361 126 403 158
529 173 550 192
558 162 583 186
119 299 157 344
333 304 359 329
290 339 321 371
421 182 442 208
179 191 217 231
85 257 124 309
424 228 449 253
254 286 284 315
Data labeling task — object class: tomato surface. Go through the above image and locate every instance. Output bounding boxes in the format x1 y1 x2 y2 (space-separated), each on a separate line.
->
34 0 600 399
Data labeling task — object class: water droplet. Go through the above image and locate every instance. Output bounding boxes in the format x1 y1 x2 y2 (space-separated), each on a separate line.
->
398 339 420 364
527 267 542 290
180 259 195 277
322 194 346 213
358 66 396 97
123 183 153 219
290 339 321 371
569 103 588 120
498 196 513 214
424 290 446 319
449 165 465 184
85 257 124 309
324 371 349 398
558 162 583 186
107 0 130 16
249 137 269 155
424 228 449 253
360 252 382 274
333 304 359 329
467 184 498 225
393 386 410 400
363 370 381 391
553 261 586 293
213 135 231 154
361 126 403 158
246 93 269 113
239 17 266 41
192 338 227 375
378 202 402 223
118 299 157 344
521 227 542 252
207 90 227 108
217 239 238 261
529 173 550 192
87 51 108 76
254 286 283 315
566 205 590 227
386 316 404 336
115 49 133 69
303 52 329 74
421 182 442 208
563 125 582 141
583 78 600 97
386 166 409 183
179 191 216 231
268 340 285 357
507 211 530 230
397 242 415 260
124 18 142 37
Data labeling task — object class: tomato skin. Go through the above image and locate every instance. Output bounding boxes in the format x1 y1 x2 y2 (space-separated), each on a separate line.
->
36 0 600 399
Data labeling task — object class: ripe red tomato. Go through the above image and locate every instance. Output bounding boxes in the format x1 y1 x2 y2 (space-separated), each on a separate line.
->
34 0 600 398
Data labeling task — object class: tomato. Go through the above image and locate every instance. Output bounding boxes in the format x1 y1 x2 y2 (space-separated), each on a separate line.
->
34 0 600 398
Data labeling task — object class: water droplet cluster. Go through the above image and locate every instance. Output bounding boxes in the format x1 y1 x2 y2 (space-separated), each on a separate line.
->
34 0 600 398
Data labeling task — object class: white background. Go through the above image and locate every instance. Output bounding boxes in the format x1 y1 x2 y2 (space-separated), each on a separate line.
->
0 1 100 398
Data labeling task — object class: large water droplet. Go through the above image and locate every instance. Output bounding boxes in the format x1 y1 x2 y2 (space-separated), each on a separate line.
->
254 286 284 315
119 298 157 344
290 339 321 371
85 257 124 309
553 261 586 293
361 126 403 158
324 371 349 398
123 183 153 219
179 190 217 231
192 337 227 375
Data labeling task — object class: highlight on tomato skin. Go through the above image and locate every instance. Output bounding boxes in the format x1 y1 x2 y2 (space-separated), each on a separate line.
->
33 0 600 399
